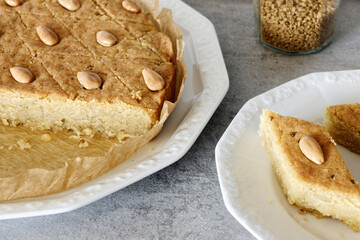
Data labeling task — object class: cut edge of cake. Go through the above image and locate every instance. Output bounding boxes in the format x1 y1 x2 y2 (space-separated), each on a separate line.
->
0 89 156 139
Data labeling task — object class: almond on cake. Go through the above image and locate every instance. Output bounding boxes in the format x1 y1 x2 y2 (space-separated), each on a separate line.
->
259 109 360 231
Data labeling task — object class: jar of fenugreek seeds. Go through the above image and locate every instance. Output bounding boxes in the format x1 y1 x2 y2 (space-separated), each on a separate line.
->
254 0 340 54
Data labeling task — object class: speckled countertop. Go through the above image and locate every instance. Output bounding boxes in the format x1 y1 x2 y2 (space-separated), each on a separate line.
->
1 0 360 239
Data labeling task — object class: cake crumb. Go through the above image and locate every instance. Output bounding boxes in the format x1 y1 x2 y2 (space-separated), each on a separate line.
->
73 127 82 136
339 233 344 238
303 217 307 222
78 139 89 148
116 130 132 141
83 128 94 137
70 135 81 140
131 90 143 100
298 208 307 215
149 147 154 151
2 119 9 126
17 138 31 150
267 199 273 203
41 134 52 142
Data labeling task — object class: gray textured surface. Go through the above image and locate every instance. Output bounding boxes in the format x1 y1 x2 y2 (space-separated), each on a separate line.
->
1 0 359 239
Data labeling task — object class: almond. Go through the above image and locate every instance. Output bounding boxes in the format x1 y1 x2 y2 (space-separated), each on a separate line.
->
299 136 324 165
36 26 59 46
57 0 81 11
10 67 34 83
96 31 117 47
142 68 165 91
77 71 102 89
5 0 23 7
122 0 141 13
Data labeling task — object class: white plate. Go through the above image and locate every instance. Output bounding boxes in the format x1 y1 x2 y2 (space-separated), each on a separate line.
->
0 0 229 220
216 70 360 240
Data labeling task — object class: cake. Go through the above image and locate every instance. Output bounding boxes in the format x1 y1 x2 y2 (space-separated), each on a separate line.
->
0 0 185 202
0 0 176 139
325 103 360 154
259 109 360 231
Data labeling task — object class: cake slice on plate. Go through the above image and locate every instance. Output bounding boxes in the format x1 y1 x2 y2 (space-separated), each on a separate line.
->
259 109 360 231
325 103 360 154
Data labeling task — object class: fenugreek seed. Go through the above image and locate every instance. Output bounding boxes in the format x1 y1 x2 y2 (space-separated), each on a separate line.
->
10 67 34 83
122 0 141 13
299 136 324 165
5 0 23 7
57 0 81 11
96 31 117 47
36 26 59 46
142 68 165 91
77 71 102 89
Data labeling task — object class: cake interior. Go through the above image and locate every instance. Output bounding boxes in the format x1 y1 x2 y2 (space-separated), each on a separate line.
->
0 90 156 139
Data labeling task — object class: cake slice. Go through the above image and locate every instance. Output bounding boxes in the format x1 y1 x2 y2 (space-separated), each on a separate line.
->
259 109 360 231
325 103 360 154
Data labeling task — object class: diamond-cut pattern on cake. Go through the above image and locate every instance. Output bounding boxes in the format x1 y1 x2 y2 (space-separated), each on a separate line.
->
1 0 51 16
92 0 155 25
0 0 175 110
0 47 66 97
45 0 110 21
59 18 164 60
16 14 91 57
102 57 175 104
0 12 29 55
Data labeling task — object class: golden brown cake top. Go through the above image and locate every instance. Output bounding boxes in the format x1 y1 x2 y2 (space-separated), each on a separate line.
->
326 103 360 131
262 109 360 195
0 0 175 111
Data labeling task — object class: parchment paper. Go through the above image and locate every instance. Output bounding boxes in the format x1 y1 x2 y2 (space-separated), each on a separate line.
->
0 0 186 202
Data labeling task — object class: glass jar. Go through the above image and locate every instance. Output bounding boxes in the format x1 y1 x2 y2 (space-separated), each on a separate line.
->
254 0 341 54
